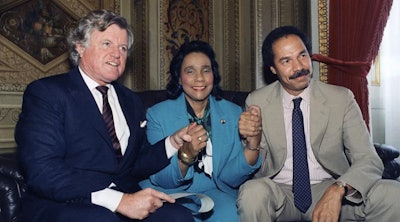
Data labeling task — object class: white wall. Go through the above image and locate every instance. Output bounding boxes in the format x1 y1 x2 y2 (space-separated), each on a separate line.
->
370 1 400 151
381 1 400 149
369 63 386 144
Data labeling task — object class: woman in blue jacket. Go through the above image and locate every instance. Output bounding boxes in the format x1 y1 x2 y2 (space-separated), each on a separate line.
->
140 40 262 221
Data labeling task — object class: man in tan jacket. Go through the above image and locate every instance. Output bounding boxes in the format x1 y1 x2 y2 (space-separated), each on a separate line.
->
237 25 400 222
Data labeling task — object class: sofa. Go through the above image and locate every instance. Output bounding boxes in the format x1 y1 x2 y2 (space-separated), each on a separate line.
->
1 89 399 222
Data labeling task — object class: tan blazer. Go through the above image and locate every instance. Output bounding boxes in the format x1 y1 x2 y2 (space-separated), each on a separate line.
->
245 79 383 200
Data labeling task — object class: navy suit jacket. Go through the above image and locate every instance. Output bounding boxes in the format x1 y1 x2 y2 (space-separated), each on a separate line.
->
15 67 170 204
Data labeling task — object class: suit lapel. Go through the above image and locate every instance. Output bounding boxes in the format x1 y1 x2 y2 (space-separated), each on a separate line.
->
112 83 143 160
309 80 329 153
262 84 287 169
174 94 190 122
208 97 231 174
67 68 112 148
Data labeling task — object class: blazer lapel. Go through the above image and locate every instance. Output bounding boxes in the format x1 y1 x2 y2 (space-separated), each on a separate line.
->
262 84 287 171
67 68 112 149
174 94 190 122
112 83 143 160
309 80 329 153
208 97 231 174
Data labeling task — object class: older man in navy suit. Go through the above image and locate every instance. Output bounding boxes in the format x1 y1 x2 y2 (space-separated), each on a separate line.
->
15 10 201 222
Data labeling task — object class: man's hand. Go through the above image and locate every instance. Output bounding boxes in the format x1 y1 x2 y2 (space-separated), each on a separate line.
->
239 105 262 146
312 184 344 222
115 188 175 220
239 105 262 165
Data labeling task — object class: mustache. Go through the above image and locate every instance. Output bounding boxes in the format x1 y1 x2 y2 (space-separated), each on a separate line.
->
289 69 310 79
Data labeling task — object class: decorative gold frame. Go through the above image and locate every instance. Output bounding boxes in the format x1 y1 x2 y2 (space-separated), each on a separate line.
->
372 54 381 86
318 0 328 83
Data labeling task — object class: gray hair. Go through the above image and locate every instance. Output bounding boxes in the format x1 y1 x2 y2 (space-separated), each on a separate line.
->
67 9 134 66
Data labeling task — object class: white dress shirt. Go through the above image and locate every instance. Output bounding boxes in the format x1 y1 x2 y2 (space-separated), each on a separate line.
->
79 68 195 211
273 83 331 185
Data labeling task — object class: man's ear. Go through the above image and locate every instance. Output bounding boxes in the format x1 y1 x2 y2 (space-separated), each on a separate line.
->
270 66 277 75
76 43 85 56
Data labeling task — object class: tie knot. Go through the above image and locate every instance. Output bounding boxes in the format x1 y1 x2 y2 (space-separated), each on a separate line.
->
96 86 109 96
293 97 302 109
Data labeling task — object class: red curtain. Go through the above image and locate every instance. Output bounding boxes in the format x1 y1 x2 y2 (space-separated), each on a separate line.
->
312 0 393 128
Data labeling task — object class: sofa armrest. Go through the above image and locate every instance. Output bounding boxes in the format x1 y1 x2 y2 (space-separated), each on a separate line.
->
0 154 24 182
0 174 23 222
374 143 400 160
0 153 25 222
374 143 400 179
382 160 400 180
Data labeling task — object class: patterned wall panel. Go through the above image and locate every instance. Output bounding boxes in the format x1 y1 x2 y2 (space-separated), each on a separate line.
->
126 0 147 91
160 0 210 89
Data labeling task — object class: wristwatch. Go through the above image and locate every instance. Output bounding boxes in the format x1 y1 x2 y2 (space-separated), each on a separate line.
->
334 180 348 195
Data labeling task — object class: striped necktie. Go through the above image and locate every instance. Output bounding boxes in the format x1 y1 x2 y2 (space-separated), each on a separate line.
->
96 86 122 162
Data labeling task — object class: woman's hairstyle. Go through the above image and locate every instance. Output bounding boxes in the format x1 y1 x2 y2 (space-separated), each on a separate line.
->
166 40 222 99
262 26 312 84
67 9 134 66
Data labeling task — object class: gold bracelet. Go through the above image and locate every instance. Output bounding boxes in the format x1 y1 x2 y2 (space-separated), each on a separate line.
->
178 149 198 165
244 144 263 151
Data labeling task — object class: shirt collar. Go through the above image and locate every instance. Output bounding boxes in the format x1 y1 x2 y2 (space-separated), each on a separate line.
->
79 66 111 90
280 81 311 108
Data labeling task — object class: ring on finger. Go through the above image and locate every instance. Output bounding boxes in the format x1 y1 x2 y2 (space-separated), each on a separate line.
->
198 136 202 141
